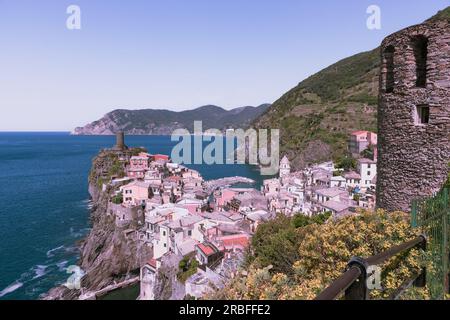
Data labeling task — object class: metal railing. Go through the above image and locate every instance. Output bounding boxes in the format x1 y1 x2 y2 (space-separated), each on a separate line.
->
315 235 427 300
411 187 450 299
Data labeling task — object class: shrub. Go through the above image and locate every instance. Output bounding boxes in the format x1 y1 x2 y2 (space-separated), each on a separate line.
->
216 210 427 300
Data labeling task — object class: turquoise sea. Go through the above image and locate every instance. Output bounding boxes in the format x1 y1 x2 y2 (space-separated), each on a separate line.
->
0 132 265 300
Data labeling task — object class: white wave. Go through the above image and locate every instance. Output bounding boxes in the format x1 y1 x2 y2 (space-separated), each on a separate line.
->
32 265 49 280
70 227 91 238
0 281 23 298
46 245 65 258
56 260 69 271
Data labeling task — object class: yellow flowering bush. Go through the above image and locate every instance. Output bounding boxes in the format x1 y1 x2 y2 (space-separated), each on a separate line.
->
214 210 431 300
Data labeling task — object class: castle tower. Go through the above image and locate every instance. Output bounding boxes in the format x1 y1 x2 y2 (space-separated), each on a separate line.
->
376 16 450 212
279 155 291 178
113 131 128 151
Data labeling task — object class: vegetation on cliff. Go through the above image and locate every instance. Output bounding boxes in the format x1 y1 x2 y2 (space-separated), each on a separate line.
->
216 210 429 300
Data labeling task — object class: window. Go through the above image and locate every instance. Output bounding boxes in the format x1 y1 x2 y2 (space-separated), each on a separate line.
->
412 36 428 88
163 231 166 236
383 46 395 93
367 171 371 176
415 105 430 124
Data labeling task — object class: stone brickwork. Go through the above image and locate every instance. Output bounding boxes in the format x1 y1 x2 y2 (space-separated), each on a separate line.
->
377 18 450 212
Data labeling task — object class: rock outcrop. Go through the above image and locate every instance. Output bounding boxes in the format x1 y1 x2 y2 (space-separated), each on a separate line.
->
44 148 152 300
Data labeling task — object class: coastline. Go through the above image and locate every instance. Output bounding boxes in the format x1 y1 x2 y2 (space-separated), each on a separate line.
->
43 147 256 300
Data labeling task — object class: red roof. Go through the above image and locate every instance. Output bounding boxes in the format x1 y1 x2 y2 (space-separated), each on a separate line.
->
197 243 216 256
168 175 181 182
152 154 170 160
147 258 157 268
219 235 249 249
351 130 369 136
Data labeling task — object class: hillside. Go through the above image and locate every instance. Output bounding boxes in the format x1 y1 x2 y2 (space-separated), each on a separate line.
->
251 48 380 169
252 6 450 170
73 104 270 135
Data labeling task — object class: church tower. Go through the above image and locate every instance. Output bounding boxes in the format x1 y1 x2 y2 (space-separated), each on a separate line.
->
279 155 291 178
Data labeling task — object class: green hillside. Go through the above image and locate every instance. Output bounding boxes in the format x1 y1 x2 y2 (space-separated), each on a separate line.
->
252 48 380 169
252 6 450 170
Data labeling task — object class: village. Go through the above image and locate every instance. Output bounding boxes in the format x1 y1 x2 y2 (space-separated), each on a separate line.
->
101 130 378 300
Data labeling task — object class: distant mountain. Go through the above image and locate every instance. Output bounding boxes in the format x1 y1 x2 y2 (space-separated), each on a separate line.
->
72 104 271 135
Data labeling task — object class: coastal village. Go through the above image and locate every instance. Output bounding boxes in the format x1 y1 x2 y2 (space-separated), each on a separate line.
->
97 129 378 300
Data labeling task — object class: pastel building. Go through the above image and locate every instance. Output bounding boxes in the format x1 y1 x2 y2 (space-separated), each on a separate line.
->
348 131 378 156
358 158 377 189
120 181 151 207
279 156 291 178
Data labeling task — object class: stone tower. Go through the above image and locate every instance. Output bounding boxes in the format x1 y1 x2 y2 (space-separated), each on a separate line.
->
279 155 291 178
377 16 450 212
113 131 128 151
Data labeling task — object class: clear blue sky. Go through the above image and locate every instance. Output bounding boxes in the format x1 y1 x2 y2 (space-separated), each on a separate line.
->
0 0 448 131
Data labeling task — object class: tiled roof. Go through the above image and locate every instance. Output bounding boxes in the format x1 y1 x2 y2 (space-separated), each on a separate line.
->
197 243 216 256
344 171 361 180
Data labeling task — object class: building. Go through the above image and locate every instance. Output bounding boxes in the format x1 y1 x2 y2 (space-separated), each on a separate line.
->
358 158 377 190
140 259 158 300
120 181 151 207
348 131 377 156
279 156 291 178
377 16 450 212
127 155 150 178
314 187 348 204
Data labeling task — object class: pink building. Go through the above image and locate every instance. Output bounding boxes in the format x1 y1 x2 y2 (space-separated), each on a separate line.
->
120 181 151 207
130 156 149 170
127 156 149 179
348 131 378 155
214 188 237 209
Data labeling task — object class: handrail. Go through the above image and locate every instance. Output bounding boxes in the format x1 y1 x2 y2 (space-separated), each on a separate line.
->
366 236 425 265
314 266 361 300
314 235 426 300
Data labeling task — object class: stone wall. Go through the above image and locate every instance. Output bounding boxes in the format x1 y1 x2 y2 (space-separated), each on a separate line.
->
377 19 450 212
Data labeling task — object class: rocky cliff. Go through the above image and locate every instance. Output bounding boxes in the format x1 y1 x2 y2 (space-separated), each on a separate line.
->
44 148 152 300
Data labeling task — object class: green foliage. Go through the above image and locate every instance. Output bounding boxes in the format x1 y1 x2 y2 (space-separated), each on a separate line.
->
250 213 331 275
177 254 199 283
112 193 123 204
427 6 450 22
251 47 380 168
347 93 378 105
336 156 356 171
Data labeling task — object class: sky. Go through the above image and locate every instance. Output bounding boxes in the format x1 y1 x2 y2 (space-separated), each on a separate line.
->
0 0 449 131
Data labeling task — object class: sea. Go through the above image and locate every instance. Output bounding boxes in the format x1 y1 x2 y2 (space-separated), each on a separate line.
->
0 132 266 300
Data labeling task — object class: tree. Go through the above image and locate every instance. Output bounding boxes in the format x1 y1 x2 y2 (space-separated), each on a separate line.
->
112 193 123 204
336 156 356 171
